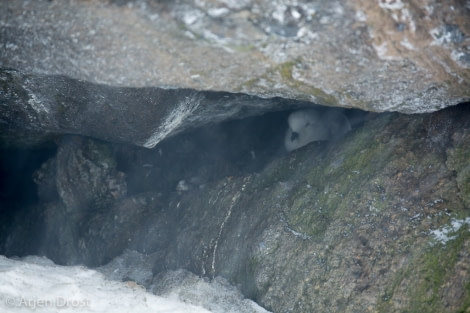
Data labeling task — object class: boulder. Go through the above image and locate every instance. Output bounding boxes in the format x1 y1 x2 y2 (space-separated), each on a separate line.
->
1 0 468 116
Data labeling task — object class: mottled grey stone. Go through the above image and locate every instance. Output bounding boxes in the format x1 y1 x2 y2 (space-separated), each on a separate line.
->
1 0 468 115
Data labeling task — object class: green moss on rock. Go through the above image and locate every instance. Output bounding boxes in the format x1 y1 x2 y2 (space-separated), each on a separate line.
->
241 109 470 312
282 114 395 238
379 224 470 312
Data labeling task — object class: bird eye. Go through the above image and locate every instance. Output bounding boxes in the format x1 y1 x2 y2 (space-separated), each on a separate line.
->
290 131 299 141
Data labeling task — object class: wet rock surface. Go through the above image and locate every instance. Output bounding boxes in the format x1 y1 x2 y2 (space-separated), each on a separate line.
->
1 104 469 312
1 0 469 115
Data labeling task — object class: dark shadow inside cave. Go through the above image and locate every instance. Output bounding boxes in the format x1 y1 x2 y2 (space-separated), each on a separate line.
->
115 110 291 197
0 106 368 264
0 146 56 256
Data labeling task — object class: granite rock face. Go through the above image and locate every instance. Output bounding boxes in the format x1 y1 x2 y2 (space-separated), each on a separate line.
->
1 0 469 115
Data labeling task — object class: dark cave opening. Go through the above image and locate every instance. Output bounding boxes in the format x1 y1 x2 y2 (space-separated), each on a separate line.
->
0 106 368 263
115 110 291 197
0 109 293 260
0 146 57 255
0 148 56 207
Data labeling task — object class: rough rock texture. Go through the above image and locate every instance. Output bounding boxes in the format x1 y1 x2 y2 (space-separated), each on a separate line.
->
0 69 296 147
1 112 288 265
1 0 469 114
2 136 132 265
1 1 470 312
2 105 469 312
157 105 470 312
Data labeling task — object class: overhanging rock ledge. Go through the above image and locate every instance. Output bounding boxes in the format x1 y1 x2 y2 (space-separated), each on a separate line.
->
0 0 468 117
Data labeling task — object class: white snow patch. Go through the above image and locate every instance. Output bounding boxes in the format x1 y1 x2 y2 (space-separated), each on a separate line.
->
0 255 210 313
430 217 470 245
151 269 271 313
0 255 272 313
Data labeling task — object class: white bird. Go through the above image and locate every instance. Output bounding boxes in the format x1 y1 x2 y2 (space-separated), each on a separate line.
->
284 108 351 152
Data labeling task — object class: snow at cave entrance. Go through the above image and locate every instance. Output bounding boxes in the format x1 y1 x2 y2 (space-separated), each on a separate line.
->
0 255 270 313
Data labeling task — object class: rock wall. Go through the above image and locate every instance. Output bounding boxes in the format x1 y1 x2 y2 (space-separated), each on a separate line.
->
1 0 469 114
162 105 470 312
2 105 469 312
0 69 297 147
1 1 470 312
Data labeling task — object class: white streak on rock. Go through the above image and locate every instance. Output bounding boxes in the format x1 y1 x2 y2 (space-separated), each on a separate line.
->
142 93 203 148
